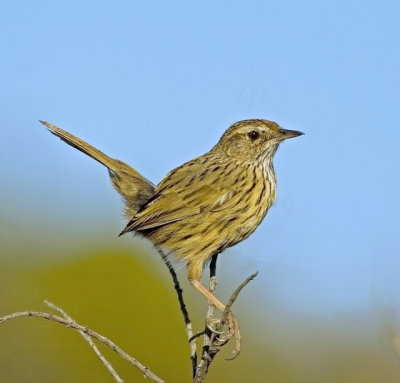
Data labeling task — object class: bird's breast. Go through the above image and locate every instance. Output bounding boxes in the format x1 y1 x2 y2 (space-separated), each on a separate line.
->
233 164 276 242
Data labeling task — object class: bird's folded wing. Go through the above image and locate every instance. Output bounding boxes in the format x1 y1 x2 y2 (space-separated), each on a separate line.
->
122 191 200 231
120 184 239 234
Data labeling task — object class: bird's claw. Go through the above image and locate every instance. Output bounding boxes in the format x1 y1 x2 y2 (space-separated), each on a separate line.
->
206 317 225 334
224 312 241 359
207 311 242 358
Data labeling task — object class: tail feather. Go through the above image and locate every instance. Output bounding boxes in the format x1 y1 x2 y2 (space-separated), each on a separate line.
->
40 120 155 219
40 120 121 172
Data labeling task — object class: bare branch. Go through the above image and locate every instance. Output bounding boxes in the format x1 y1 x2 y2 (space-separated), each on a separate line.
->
44 300 123 383
194 270 258 382
201 255 218 361
191 255 218 382
0 307 164 383
158 249 197 377
222 271 258 360
224 272 258 316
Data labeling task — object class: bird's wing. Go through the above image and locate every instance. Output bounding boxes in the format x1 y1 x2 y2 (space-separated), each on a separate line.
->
120 168 240 235
120 191 201 232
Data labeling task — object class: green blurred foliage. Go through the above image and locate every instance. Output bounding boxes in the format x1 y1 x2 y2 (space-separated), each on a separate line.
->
1 230 400 382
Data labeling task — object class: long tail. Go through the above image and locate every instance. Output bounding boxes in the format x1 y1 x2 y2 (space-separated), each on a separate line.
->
40 120 155 219
41 120 123 171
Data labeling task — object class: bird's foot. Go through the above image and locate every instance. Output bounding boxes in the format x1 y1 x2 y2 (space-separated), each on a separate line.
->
206 311 241 358
218 311 241 359
206 316 225 334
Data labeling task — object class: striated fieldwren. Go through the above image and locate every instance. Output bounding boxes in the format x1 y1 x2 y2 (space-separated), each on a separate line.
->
41 119 303 341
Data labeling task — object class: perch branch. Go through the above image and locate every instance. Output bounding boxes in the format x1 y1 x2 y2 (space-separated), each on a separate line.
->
158 249 197 377
222 271 258 359
194 270 258 383
201 255 218 358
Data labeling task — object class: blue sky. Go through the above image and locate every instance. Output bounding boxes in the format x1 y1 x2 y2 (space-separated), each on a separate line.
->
1 1 399 317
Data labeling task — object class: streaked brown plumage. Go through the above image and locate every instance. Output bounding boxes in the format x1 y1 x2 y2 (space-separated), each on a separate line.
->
41 119 303 339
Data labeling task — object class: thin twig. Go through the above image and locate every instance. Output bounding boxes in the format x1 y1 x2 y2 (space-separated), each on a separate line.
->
158 249 197 377
0 308 164 383
224 272 258 317
44 300 123 383
201 255 218 359
222 271 258 360
194 271 258 383
192 255 219 383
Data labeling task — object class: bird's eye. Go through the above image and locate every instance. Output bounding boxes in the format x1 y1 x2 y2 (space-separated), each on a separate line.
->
248 130 259 141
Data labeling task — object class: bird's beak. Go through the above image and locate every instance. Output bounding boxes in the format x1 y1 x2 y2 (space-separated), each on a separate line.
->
278 128 304 140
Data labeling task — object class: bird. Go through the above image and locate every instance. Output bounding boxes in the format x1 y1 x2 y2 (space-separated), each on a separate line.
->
41 119 303 342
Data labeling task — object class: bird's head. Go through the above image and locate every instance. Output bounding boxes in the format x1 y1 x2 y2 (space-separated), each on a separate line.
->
214 119 303 164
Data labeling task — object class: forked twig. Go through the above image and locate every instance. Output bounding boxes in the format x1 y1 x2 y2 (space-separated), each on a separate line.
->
44 300 123 383
0 304 164 383
193 268 258 383
157 250 257 382
1 252 257 383
222 271 258 359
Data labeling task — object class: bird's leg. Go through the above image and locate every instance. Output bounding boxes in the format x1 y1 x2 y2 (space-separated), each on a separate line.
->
189 278 240 343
